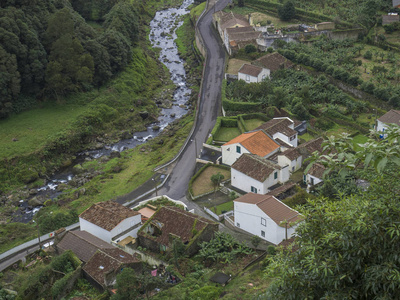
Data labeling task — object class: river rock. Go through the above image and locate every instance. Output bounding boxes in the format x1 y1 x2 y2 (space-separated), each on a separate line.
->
120 131 132 140
152 125 160 131
170 113 175 118
139 111 149 119
28 197 44 207
29 189 38 196
110 151 121 159
72 164 84 174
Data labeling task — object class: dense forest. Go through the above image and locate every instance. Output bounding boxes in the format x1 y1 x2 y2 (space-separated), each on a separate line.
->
0 0 139 118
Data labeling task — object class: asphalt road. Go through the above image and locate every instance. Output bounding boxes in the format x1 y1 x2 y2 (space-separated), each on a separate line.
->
158 0 230 204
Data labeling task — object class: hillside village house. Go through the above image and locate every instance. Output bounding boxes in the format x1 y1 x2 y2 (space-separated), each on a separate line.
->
252 52 293 74
138 206 218 256
213 10 250 41
255 117 298 147
376 109 400 138
238 64 269 83
83 248 141 291
79 201 141 243
234 193 303 244
231 153 289 194
221 130 280 166
277 148 302 173
224 27 261 55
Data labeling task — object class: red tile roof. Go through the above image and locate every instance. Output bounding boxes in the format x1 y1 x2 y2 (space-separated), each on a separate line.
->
307 163 326 179
238 64 264 77
234 193 302 227
280 148 302 161
80 201 139 231
223 130 280 157
255 118 297 137
232 154 281 182
140 206 217 246
56 230 115 262
83 248 140 286
253 52 293 72
378 109 400 125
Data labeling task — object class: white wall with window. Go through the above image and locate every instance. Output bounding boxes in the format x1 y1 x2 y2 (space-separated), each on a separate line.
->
221 143 251 165
238 67 270 83
234 201 298 244
277 155 303 173
231 165 290 194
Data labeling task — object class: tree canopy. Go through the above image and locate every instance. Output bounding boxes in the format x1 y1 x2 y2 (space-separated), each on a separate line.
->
0 0 140 118
263 127 400 299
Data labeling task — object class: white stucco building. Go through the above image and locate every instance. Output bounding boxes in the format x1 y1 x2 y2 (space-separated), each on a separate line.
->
221 130 280 166
79 201 142 243
304 163 325 191
238 64 269 83
277 148 303 173
231 153 290 194
255 117 298 147
376 109 400 138
234 193 303 245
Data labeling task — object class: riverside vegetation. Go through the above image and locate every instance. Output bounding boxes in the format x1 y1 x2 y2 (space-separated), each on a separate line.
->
0 0 203 253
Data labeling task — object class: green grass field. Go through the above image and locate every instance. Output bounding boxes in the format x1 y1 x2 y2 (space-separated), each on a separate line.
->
244 119 265 131
0 102 87 159
214 127 241 142
212 201 234 214
352 134 369 151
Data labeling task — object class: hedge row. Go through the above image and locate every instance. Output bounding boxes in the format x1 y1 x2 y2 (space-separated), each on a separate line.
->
222 99 261 113
221 117 238 127
238 115 248 132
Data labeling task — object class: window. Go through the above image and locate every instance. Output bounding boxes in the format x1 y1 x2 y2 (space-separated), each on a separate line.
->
251 186 257 193
261 218 266 226
261 230 265 237
246 75 250 82
227 147 230 151
237 223 240 228
290 135 296 141
310 177 315 185
274 172 278 179
292 166 295 172
236 146 241 153
303 175 306 183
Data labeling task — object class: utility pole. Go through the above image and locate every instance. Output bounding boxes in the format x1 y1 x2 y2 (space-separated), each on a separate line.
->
152 178 158 197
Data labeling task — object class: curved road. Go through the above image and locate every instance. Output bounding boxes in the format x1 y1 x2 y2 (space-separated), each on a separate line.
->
158 0 230 204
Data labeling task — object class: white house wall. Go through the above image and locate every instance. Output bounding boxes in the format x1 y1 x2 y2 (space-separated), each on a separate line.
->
231 168 266 194
273 132 297 147
222 143 250 165
306 174 323 191
79 217 112 243
238 72 259 83
234 202 298 244
278 155 303 172
110 214 142 241
280 165 290 183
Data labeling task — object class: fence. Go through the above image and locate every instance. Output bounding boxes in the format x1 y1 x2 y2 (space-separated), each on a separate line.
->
203 207 224 221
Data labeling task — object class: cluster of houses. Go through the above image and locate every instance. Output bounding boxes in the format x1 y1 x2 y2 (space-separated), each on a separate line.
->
55 201 218 291
212 10 335 56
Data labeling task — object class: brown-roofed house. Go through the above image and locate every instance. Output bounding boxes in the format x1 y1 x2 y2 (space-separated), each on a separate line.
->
55 230 115 263
277 148 303 172
83 248 141 291
376 109 400 138
297 137 324 158
253 52 293 73
222 130 281 166
305 163 326 191
238 64 269 83
224 30 261 55
213 10 250 39
382 14 399 25
137 206 218 256
79 201 142 243
255 117 298 147
234 193 303 244
231 153 290 194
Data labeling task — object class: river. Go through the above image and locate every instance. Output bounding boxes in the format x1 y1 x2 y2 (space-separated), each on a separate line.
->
13 0 195 223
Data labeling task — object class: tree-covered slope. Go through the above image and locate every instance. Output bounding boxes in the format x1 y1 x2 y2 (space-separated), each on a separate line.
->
0 0 139 118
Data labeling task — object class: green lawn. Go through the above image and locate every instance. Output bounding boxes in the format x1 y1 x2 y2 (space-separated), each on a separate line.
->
214 127 241 142
0 102 87 159
299 132 315 142
212 201 234 215
244 119 265 131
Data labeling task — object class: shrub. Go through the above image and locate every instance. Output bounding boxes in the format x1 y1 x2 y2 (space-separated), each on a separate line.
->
363 50 372 60
245 44 257 53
